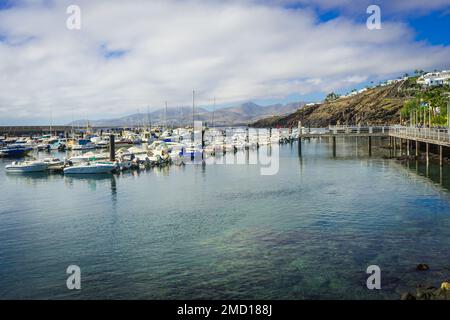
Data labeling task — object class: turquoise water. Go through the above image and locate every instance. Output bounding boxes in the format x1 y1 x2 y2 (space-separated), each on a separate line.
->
0 137 450 299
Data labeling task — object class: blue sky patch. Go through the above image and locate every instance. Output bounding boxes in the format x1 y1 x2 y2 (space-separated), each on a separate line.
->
100 44 128 59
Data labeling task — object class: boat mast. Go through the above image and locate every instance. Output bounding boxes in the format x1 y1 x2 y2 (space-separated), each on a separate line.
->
50 109 53 136
212 96 216 129
192 90 195 143
192 90 195 128
164 101 168 132
71 109 75 139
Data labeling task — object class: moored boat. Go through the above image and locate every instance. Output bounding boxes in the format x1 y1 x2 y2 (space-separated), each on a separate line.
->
63 162 118 174
0 145 33 158
5 160 48 173
43 158 65 170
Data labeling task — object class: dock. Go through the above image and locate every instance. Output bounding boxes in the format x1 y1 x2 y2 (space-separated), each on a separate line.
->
297 124 449 166
390 127 450 167
297 125 390 157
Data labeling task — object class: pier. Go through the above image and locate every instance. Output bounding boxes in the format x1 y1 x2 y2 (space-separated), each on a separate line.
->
297 125 390 157
390 127 450 167
296 124 450 166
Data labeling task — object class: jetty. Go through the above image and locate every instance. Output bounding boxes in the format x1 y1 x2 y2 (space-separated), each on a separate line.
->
297 125 390 157
389 127 450 167
296 124 449 165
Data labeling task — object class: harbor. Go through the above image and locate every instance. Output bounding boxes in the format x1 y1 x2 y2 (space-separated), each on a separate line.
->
1 124 450 299
1 0 450 305
2 124 450 175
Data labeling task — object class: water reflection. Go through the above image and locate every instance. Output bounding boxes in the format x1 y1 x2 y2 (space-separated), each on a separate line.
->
5 171 63 184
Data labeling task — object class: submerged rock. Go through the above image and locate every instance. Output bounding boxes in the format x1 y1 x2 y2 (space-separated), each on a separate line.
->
400 292 416 300
401 284 450 300
416 264 430 271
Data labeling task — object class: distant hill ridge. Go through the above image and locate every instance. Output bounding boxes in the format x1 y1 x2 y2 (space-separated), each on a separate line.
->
251 81 409 128
69 101 304 127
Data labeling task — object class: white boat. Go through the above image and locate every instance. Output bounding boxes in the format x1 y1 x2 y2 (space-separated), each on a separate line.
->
37 143 50 151
68 152 109 164
63 162 118 174
170 154 185 166
43 158 65 170
5 160 48 173
71 142 96 151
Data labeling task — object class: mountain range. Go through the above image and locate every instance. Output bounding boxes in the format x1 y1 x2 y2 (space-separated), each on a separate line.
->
69 102 304 127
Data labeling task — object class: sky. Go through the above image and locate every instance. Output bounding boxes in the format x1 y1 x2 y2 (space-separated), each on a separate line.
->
0 0 449 125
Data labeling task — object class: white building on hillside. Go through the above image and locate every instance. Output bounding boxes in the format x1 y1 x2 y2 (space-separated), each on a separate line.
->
417 70 450 87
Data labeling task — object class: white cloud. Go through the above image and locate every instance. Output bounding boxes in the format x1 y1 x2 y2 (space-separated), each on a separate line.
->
0 0 449 123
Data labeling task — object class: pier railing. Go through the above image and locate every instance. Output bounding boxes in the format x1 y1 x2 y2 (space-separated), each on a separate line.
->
327 125 390 135
299 126 390 136
390 127 450 144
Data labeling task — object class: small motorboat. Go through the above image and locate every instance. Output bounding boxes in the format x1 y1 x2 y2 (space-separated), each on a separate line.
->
0 144 33 158
71 142 96 151
63 161 118 174
37 143 50 151
5 160 48 173
43 158 65 170
68 152 109 164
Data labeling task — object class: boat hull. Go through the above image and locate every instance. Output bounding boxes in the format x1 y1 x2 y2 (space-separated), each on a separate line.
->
63 163 117 174
5 163 48 173
0 148 33 158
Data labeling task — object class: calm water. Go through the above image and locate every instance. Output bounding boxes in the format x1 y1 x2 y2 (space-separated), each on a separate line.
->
1 137 450 299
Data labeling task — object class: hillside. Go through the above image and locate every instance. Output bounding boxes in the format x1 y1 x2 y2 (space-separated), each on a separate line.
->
69 102 304 127
251 81 408 128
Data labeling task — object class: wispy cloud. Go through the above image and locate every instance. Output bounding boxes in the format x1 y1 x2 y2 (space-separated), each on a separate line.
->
0 0 449 123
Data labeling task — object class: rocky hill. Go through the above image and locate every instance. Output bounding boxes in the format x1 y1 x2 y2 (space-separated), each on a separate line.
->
251 81 408 128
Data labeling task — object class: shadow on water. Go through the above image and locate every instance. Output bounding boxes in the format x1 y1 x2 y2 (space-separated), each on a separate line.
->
63 173 116 182
399 160 450 192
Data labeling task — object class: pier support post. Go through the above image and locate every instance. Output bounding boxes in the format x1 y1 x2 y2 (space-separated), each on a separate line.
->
298 121 302 156
426 143 429 166
298 137 302 157
109 134 115 161
202 128 205 160
440 145 443 167
416 141 419 157
407 139 410 156
393 137 397 155
400 139 403 155
332 136 336 157
368 136 372 156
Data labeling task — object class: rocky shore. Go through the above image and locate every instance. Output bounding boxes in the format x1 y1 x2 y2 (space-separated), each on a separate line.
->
401 264 450 300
